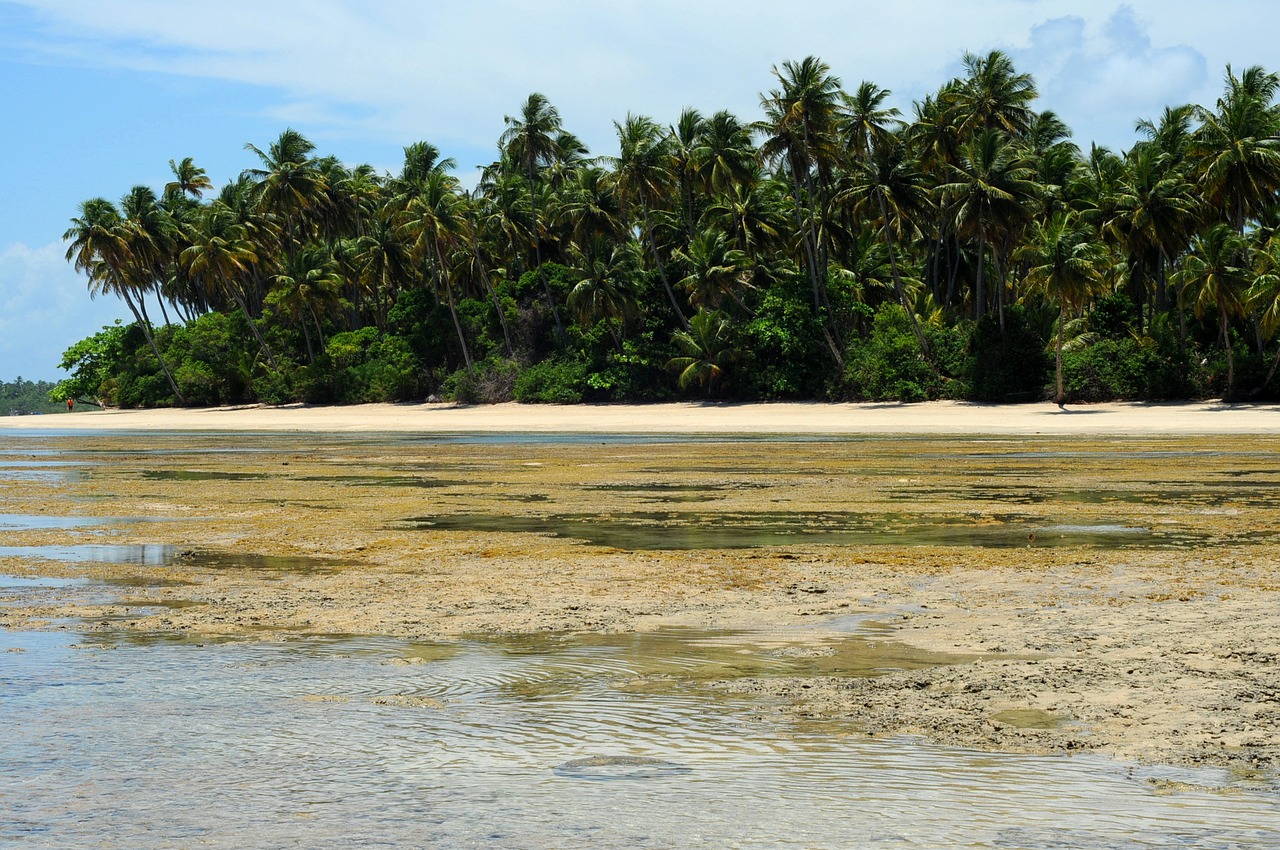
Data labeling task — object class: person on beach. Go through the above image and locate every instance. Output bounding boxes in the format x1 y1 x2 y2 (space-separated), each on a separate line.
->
66 397 74 412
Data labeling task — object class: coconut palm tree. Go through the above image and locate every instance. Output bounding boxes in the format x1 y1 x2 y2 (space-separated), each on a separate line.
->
267 245 343 362
65 198 187 403
1174 224 1255 399
1016 211 1104 404
938 129 1042 321
608 113 689 329
182 203 279 370
1190 65 1280 233
500 93 571 339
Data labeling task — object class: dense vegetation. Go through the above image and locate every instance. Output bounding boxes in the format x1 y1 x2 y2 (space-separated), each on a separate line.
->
56 53 1280 408
1 378 65 415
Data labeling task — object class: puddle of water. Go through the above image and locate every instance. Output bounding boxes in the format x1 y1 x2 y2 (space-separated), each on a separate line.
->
140 470 269 481
1 628 1276 849
0 543 179 564
0 574 88 588
402 511 1228 550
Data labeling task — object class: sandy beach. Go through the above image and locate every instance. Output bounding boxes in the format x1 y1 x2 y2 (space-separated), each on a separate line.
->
2 402 1279 776
3 398 1278 435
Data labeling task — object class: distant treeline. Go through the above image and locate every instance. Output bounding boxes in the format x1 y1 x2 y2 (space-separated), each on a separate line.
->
2 378 65 415
57 53 1280 408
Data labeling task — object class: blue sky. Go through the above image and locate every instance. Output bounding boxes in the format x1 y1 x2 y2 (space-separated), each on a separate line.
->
1 0 1275 381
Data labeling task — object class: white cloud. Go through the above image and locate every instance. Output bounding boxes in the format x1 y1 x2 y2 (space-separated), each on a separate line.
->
0 240 128 380
1016 6 1208 149
8 0 1249 157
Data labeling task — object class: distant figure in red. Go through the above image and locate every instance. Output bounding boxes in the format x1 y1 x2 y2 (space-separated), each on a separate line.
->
66 397 74 412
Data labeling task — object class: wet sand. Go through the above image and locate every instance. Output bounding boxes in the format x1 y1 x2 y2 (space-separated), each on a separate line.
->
1 407 1278 774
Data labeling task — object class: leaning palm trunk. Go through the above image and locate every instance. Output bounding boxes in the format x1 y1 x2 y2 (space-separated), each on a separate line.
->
121 287 187 404
222 273 279 371
433 236 473 371
637 193 689 331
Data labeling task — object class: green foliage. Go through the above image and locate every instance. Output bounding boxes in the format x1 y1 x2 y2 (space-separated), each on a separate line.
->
54 321 131 405
514 358 590 403
740 277 827 398
1090 292 1140 339
844 305 967 401
967 306 1052 402
308 328 426 403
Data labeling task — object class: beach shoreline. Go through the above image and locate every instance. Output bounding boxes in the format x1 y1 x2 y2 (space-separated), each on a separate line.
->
2 398 1278 435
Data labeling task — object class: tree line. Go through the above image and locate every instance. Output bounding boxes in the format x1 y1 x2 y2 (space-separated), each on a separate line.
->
56 52 1280 408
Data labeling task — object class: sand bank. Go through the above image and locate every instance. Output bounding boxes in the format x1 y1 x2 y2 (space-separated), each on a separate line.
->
3 398 1278 435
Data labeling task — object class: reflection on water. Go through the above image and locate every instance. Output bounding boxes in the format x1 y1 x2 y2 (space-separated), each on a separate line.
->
404 511 1229 550
2 628 1277 849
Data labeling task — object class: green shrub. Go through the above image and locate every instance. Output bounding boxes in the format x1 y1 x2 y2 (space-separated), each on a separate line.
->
514 358 589 403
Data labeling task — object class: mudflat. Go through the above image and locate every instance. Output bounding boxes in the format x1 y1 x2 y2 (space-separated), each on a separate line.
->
1 407 1278 774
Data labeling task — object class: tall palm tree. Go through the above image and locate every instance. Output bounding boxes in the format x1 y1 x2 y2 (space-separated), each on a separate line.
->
840 134 933 352
65 198 187 403
165 157 213 200
1174 224 1255 399
938 129 1041 321
267 245 343 362
182 203 278 370
398 171 473 370
500 93 570 339
757 56 846 364
1189 65 1280 233
608 113 689 329
1016 212 1104 404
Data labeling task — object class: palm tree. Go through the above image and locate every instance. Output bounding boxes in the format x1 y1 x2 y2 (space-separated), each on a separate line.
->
242 128 329 258
267 245 343 362
500 93 570 338
1016 212 1104 404
674 228 754 313
165 157 213 200
567 242 639 349
398 171 473 370
938 129 1041 321
1174 224 1255 399
182 203 279 370
65 198 187 403
667 309 741 396
608 113 689 329
949 50 1038 139
840 134 932 352
757 56 846 364
1190 65 1280 233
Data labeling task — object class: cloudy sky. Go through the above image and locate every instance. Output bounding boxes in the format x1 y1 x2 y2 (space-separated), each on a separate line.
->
1 0 1274 380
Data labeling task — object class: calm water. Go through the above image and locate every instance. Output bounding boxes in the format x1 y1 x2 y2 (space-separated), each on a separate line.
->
3 432 1280 848
4 627 1279 849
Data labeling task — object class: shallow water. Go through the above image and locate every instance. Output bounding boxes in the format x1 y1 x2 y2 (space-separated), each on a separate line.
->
3 627 1278 850
5 432 1280 848
404 510 1228 550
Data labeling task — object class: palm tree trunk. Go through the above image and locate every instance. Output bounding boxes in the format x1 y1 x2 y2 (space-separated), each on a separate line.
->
1055 304 1065 406
1221 307 1235 401
637 193 689 331
526 172 566 343
224 274 279 371
433 236 473 371
121 288 186 404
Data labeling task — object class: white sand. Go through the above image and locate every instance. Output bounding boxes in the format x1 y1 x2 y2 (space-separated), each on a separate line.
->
5 399 1277 434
